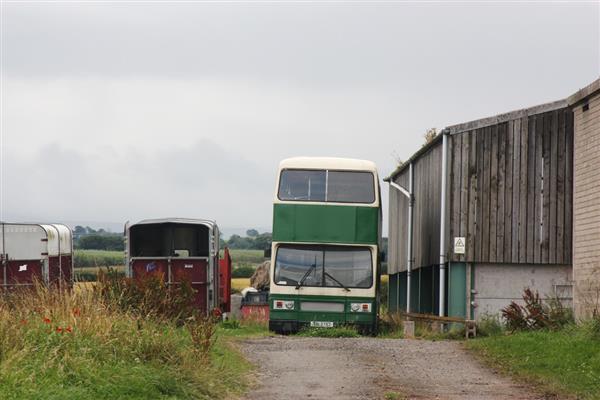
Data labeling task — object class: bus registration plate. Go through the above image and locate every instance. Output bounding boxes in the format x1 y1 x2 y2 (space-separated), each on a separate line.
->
310 321 334 328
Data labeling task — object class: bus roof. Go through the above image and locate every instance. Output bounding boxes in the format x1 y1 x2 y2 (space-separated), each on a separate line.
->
279 157 378 173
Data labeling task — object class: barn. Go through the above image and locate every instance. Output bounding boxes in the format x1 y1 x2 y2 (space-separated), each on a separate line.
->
385 79 600 319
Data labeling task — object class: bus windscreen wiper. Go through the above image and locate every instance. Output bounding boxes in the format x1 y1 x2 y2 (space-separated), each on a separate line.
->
324 272 350 292
295 262 317 289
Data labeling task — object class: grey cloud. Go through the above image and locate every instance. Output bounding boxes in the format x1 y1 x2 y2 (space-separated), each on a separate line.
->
2 140 273 227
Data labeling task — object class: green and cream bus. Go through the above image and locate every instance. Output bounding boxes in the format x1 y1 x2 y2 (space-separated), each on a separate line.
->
268 157 382 334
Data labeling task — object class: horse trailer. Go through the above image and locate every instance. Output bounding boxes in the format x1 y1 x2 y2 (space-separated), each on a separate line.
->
125 218 231 314
0 223 73 289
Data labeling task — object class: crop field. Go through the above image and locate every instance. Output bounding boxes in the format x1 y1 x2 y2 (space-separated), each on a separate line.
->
232 278 251 292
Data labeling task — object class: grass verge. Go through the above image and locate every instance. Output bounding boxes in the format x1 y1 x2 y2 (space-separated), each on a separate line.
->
296 326 361 338
0 283 263 400
466 324 600 399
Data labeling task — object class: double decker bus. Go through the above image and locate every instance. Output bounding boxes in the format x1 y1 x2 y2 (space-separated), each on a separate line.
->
268 157 382 334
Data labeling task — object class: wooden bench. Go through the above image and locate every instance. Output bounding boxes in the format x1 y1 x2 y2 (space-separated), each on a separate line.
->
397 312 477 339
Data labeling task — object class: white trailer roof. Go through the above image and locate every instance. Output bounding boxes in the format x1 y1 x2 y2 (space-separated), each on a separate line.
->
1 224 48 260
1 223 73 259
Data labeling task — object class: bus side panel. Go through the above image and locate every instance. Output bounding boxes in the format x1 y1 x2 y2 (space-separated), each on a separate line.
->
272 204 379 245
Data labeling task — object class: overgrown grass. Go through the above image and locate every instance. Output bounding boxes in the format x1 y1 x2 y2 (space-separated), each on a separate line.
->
0 282 253 399
297 326 361 338
467 323 600 399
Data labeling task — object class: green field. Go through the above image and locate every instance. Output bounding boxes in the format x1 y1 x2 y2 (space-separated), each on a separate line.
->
74 249 266 281
74 249 124 268
467 323 600 399
224 249 266 264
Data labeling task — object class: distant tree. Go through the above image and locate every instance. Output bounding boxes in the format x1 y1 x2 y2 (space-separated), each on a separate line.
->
76 234 124 251
226 234 253 249
253 233 272 250
246 229 259 237
73 226 86 238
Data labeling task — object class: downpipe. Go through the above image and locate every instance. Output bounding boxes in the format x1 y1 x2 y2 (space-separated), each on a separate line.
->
439 131 449 317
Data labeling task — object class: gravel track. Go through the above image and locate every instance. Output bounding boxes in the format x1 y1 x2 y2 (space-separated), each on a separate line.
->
241 336 541 400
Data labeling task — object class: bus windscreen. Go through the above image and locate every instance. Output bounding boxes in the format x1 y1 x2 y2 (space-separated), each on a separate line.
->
274 245 373 289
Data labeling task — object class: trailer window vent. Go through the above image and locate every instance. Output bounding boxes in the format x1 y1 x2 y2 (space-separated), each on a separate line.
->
583 103 589 112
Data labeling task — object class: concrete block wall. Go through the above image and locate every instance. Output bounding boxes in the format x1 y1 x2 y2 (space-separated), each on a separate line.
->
572 86 600 318
472 263 572 320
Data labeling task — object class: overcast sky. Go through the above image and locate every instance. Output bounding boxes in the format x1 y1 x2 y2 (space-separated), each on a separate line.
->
1 1 599 234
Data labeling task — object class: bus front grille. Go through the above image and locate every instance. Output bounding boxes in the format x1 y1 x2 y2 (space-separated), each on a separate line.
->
300 302 344 312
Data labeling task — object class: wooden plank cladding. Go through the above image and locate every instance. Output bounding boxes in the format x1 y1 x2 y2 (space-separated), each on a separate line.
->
388 145 442 274
448 107 574 264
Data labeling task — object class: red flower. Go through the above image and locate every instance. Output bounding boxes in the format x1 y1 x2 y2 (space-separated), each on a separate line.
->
43 317 51 324
65 326 73 333
56 326 63 333
72 308 81 317
20 319 27 325
211 308 222 318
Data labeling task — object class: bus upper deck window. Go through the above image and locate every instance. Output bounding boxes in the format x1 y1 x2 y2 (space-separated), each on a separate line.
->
326 171 375 203
278 170 326 201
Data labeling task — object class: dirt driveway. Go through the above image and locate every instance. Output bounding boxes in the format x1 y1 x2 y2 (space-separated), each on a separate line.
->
241 336 541 400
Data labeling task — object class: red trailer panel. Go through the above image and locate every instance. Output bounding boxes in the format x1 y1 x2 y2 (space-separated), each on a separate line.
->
219 247 232 313
5 260 44 286
171 258 209 312
125 218 226 314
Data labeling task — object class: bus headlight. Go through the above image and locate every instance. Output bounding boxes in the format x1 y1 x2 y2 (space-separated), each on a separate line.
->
274 300 295 310
350 303 371 312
